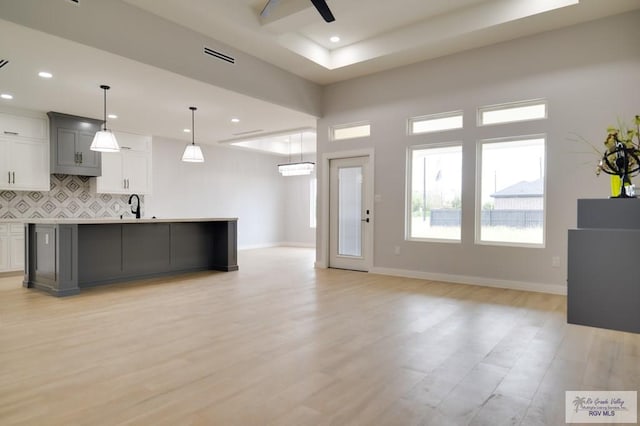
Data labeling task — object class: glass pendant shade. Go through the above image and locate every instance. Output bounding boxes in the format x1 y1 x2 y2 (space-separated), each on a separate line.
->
90 84 120 152
278 132 314 176
278 161 315 176
182 106 204 163
182 143 204 162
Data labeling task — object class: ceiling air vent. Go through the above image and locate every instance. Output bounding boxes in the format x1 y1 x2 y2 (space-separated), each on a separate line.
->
0 59 9 70
66 0 80 5
203 46 235 65
232 129 263 136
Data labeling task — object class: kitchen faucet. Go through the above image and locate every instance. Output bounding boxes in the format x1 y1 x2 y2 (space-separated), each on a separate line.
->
128 194 141 219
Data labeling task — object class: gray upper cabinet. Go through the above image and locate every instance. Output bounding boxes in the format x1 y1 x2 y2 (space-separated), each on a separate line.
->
48 112 103 176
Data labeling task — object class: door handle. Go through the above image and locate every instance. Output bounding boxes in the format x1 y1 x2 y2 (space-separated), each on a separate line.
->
80 152 83 163
361 218 369 223
7 171 10 184
12 171 15 184
4 131 18 136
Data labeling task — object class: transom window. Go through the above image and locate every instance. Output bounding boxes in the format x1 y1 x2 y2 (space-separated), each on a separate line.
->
409 111 463 135
478 99 547 126
330 122 371 141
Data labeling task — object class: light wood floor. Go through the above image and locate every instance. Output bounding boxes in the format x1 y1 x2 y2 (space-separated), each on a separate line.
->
1 247 638 426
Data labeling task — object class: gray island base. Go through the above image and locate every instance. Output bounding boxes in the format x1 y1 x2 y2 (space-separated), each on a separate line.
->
23 218 238 296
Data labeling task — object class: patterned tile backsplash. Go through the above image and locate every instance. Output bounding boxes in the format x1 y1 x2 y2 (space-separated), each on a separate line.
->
0 174 143 219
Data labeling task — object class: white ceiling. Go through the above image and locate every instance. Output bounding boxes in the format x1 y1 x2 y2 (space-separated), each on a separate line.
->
1 0 639 156
123 0 640 84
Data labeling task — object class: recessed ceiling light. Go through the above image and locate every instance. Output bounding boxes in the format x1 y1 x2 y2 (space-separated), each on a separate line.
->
0 93 13 100
38 71 53 79
330 36 340 43
231 118 240 123
108 114 118 119
183 128 191 133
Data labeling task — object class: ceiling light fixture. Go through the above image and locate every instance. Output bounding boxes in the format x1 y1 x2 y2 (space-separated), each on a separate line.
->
231 118 240 123
278 133 315 176
183 128 191 133
90 85 120 152
330 36 340 43
38 71 53 78
182 106 204 163
1 93 13 100
108 114 118 119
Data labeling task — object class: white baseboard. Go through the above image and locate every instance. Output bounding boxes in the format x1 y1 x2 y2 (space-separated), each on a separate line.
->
369 267 567 295
238 243 281 250
278 242 316 248
239 242 316 250
314 261 327 269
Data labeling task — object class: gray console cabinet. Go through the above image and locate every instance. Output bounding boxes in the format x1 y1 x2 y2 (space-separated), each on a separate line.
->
567 199 640 333
48 112 102 176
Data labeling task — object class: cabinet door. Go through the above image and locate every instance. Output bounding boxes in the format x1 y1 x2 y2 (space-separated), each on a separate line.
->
96 151 126 194
76 131 101 170
0 113 47 139
0 235 8 271
56 128 79 168
9 234 24 270
124 151 151 194
11 138 49 190
0 138 10 190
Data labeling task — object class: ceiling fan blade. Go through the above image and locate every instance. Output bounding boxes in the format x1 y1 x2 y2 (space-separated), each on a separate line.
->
309 0 335 22
260 0 280 18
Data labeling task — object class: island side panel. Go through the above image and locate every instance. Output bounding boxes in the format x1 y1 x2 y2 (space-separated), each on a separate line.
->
210 220 238 272
78 224 124 285
23 223 80 296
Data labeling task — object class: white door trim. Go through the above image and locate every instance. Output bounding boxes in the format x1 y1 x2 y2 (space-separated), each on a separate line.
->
317 148 375 271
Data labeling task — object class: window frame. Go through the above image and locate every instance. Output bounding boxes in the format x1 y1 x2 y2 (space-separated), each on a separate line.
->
310 177 317 229
475 134 547 248
477 99 547 127
329 121 371 141
406 141 464 243
408 110 464 135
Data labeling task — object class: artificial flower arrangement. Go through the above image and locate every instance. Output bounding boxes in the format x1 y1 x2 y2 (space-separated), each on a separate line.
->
594 115 640 197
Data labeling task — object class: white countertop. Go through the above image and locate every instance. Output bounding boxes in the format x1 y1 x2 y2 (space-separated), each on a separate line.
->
3 218 237 224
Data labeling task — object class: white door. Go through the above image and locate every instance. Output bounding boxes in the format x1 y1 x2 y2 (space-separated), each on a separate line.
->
329 156 372 271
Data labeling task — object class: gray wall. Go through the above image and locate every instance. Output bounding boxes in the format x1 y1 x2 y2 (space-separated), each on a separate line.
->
317 11 640 293
145 137 287 249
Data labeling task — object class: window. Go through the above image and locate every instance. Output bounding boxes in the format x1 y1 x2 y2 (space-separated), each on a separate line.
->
407 144 463 241
310 178 317 228
409 111 463 135
477 137 545 246
478 99 547 126
331 122 370 141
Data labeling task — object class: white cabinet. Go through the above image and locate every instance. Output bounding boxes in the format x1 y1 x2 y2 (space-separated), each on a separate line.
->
92 131 152 194
0 112 49 191
0 136 49 191
0 112 47 140
0 223 24 273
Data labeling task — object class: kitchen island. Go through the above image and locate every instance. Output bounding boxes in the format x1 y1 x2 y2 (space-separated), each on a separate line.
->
23 218 238 296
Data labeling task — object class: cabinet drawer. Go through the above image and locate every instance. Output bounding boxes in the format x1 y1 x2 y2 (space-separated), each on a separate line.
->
10 224 23 234
0 113 47 139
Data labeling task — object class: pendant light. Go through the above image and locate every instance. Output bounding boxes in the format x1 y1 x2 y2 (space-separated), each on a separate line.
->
90 85 120 152
278 132 314 176
182 106 205 162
